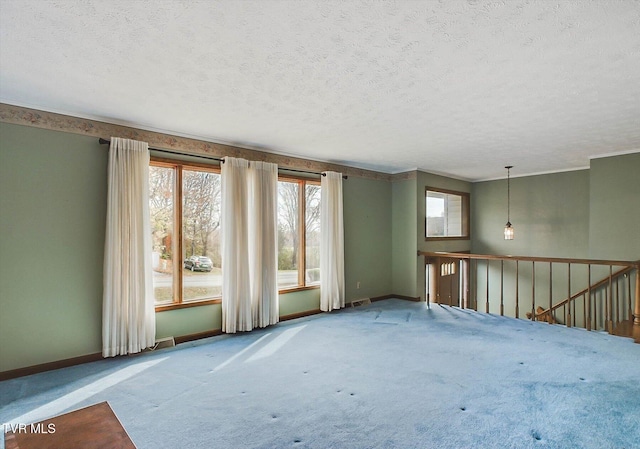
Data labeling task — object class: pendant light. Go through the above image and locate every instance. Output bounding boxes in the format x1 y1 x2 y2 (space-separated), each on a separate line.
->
504 165 514 240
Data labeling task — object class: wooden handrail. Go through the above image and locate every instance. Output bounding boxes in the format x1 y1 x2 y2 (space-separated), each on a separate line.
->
419 251 640 336
418 250 639 268
635 269 640 326
536 266 633 317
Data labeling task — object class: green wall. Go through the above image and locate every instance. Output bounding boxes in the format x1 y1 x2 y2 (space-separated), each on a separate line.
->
154 272 325 341
389 172 472 300
470 157 638 326
0 123 107 371
589 152 640 260
156 304 222 340
472 154 639 260
416 171 471 300
472 169 591 258
391 178 417 297
2 117 635 374
343 176 392 302
0 122 393 373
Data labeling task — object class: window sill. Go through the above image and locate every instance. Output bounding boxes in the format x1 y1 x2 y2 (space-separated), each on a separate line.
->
278 285 320 294
155 298 221 312
425 236 470 242
154 286 320 312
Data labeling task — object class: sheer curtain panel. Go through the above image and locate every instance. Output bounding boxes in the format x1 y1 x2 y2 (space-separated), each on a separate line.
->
320 171 345 312
221 157 279 333
221 157 252 333
103 137 156 357
249 161 279 328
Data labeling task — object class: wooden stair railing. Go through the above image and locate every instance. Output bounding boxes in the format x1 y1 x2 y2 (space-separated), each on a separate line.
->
418 251 640 341
534 266 634 331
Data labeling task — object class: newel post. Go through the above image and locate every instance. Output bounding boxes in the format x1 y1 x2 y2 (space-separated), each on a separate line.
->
634 263 640 326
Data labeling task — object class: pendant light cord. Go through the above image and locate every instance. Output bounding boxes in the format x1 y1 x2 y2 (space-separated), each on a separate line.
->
506 165 513 223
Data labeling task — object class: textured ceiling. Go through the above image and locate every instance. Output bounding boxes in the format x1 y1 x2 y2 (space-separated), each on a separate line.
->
1 0 639 181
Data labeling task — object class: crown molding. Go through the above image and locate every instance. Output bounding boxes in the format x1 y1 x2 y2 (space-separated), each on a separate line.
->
0 102 393 182
390 170 418 181
475 166 590 182
589 148 640 160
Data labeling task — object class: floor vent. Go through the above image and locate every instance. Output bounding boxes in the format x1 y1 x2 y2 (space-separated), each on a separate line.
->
351 298 371 307
154 336 175 350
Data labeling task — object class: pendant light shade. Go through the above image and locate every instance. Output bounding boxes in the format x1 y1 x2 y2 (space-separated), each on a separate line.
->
504 221 514 240
504 166 514 240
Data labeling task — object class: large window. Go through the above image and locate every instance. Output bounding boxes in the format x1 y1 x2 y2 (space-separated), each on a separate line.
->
425 187 470 240
277 178 321 290
150 162 320 308
150 160 221 307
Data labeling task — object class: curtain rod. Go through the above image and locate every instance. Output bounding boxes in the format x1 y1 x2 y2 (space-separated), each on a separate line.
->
99 138 223 162
98 138 346 179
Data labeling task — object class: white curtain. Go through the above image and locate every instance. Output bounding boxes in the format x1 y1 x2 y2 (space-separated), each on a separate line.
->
249 161 279 328
320 171 345 312
221 157 278 333
103 137 156 357
221 157 251 333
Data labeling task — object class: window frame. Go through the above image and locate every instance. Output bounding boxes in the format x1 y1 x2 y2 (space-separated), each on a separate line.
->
277 175 321 293
151 161 321 311
151 157 222 311
425 186 470 241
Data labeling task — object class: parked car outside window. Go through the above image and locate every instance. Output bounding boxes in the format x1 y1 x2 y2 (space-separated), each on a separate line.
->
184 256 213 272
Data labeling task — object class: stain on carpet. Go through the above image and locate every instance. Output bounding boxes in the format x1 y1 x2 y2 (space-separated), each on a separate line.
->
374 310 412 324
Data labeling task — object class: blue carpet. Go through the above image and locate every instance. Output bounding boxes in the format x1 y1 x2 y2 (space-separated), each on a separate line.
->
2 299 639 448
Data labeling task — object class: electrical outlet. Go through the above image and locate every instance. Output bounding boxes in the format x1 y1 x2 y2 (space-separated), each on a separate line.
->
356 281 361 289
